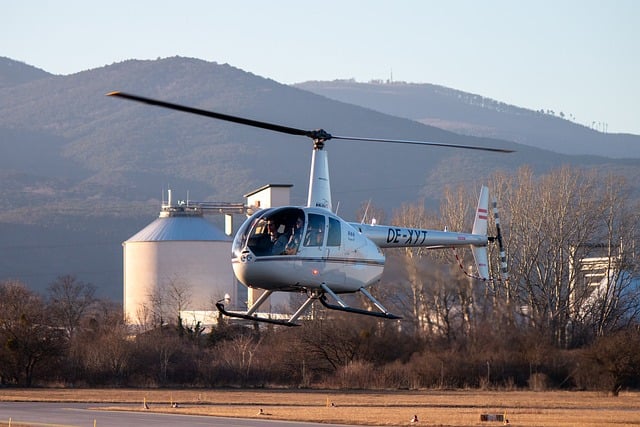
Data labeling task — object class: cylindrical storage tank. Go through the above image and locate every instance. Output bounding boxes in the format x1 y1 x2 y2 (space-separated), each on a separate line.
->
123 211 233 326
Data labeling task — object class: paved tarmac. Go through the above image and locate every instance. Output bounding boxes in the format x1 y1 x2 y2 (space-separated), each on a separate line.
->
0 402 357 427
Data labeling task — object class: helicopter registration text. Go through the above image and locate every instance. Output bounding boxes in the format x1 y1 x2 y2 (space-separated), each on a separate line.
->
387 228 428 245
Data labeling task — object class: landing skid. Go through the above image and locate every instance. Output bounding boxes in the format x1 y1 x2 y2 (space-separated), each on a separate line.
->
319 284 402 320
215 301 302 326
215 285 402 326
215 289 307 327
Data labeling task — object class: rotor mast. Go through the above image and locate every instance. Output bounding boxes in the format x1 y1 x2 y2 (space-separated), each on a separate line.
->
307 135 332 211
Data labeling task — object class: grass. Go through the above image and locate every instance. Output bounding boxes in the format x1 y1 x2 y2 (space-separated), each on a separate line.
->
1 388 640 426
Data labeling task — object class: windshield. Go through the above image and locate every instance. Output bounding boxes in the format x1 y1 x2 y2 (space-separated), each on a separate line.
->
233 207 306 257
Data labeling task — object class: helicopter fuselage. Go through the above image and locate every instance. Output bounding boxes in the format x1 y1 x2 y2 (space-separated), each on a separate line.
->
232 206 385 293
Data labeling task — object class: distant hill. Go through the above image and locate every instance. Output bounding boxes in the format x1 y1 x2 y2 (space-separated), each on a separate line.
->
0 56 638 300
294 80 640 159
0 57 52 88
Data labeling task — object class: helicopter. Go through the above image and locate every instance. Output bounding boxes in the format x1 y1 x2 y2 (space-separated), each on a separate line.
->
108 91 512 326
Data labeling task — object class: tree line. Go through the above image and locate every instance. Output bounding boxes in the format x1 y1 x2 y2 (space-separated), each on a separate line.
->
1 166 639 394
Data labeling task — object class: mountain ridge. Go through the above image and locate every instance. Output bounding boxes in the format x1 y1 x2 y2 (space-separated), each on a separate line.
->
294 80 640 158
0 56 52 88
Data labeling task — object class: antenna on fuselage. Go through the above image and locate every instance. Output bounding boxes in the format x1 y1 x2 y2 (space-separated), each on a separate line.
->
360 199 372 224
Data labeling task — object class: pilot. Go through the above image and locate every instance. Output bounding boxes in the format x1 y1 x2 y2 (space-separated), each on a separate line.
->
269 222 289 255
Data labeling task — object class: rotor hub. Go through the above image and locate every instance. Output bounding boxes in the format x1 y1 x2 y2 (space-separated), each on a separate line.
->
307 129 332 148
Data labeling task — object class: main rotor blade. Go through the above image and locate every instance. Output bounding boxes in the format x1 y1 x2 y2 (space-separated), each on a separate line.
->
107 91 514 153
107 91 310 137
332 135 514 153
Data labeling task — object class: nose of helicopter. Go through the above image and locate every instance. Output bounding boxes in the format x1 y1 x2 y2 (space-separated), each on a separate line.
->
232 250 281 289
232 249 302 291
232 250 254 284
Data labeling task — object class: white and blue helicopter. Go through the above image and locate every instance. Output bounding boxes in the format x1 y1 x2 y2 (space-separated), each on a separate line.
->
108 91 511 326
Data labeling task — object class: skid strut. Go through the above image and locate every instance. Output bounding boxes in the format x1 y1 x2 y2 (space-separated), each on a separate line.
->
216 290 303 327
319 284 402 320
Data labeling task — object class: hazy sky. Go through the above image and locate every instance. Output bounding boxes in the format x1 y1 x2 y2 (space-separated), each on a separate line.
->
3 0 639 134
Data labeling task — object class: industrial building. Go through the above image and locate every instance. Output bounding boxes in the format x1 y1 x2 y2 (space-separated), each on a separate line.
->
122 185 292 329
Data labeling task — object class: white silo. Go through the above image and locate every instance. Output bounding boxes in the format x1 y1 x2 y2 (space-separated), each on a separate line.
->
122 192 235 327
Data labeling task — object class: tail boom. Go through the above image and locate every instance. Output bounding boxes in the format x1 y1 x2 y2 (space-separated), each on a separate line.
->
350 185 492 280
349 223 487 249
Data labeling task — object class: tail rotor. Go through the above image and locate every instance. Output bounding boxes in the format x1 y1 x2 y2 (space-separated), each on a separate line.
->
460 188 509 284
490 197 509 282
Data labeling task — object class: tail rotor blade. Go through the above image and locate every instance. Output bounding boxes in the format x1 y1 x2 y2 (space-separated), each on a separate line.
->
492 197 509 281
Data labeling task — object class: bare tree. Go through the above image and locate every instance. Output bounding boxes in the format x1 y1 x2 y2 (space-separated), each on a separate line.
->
0 280 64 386
437 185 483 336
79 323 132 384
47 274 96 340
583 328 640 395
388 188 489 338
141 277 194 331
572 175 640 340
507 168 603 344
217 332 263 384
355 200 387 225
391 202 435 333
420 264 466 340
146 282 171 329
490 167 639 347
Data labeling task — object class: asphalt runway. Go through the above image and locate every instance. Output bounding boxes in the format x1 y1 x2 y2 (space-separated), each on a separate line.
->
0 402 356 427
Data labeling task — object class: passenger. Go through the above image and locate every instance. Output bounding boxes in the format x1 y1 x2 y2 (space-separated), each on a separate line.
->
285 216 304 254
304 226 324 246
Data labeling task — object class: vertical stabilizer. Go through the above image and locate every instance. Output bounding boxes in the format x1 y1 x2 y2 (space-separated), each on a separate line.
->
472 186 489 235
471 186 490 280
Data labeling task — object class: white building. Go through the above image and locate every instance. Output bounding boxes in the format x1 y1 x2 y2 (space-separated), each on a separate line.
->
122 195 234 326
122 185 293 328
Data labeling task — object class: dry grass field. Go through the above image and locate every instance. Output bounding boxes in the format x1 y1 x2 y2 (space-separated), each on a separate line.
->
1 388 639 426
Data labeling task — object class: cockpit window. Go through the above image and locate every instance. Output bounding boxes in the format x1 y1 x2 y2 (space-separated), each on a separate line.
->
232 208 272 257
327 216 341 247
237 207 306 257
